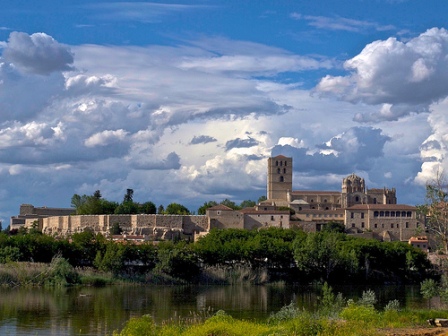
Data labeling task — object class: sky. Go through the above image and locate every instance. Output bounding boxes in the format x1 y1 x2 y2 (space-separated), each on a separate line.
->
0 0 448 223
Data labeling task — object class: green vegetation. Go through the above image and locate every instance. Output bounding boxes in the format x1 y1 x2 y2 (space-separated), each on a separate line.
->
0 227 439 286
113 287 448 336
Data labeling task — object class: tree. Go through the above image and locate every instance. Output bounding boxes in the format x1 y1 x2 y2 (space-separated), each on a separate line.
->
239 200 256 209
139 201 157 214
421 172 448 254
165 203 190 215
110 223 123 235
220 199 241 210
258 195 267 204
123 189 134 203
198 201 218 215
157 205 164 214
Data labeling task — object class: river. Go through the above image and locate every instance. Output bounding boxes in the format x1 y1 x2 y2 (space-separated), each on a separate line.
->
0 284 427 336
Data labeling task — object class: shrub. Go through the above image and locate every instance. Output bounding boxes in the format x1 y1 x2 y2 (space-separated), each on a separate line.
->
114 314 156 336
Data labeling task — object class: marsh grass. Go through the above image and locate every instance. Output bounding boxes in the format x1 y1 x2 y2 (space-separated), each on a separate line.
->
200 265 269 285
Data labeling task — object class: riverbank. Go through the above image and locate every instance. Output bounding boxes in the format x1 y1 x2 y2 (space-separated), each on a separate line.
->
113 307 448 336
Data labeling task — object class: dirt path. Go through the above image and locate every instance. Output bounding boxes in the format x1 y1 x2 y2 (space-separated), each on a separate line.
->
380 328 448 336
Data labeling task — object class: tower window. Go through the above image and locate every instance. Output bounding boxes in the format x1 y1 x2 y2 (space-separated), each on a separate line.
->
276 161 278 166
285 161 287 166
279 176 284 182
280 161 283 166
283 168 286 174
277 168 280 174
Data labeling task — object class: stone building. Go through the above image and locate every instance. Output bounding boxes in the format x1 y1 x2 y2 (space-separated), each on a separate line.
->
267 154 421 241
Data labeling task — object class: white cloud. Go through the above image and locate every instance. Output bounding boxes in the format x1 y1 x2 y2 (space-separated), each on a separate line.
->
2 32 74 75
315 28 448 122
84 129 128 147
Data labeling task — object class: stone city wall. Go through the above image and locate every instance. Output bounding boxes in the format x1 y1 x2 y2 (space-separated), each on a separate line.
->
42 214 208 239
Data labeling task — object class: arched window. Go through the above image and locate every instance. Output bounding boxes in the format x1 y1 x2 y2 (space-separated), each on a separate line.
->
407 211 412 217
401 211 406 217
380 211 384 217
276 161 278 166
283 168 286 174
280 161 283 166
396 211 400 217
277 168 281 174
355 196 359 202
374 211 379 217
279 176 284 182
385 211 390 217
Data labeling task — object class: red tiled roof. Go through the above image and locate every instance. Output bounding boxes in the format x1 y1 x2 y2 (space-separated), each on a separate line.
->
207 204 234 211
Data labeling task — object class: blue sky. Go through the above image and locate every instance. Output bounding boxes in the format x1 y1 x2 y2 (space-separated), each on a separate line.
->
0 0 447 223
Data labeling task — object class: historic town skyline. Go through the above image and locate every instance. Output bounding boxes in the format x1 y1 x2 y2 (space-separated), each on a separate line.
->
0 1 447 223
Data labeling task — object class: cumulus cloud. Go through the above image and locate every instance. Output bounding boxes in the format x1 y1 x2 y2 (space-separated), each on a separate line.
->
272 127 391 174
84 129 128 147
315 28 448 122
190 135 217 145
2 32 74 75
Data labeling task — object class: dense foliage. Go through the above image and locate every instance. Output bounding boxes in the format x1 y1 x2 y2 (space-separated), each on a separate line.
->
0 227 437 285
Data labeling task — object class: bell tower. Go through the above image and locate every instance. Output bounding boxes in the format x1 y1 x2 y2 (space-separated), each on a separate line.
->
267 155 293 201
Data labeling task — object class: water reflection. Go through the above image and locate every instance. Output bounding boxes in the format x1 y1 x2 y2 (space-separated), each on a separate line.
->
0 284 426 336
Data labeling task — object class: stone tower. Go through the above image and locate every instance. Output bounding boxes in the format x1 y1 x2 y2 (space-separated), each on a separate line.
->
267 155 293 201
341 173 367 208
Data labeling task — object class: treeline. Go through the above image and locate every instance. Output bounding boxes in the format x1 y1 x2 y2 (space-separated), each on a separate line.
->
70 189 265 216
0 227 436 285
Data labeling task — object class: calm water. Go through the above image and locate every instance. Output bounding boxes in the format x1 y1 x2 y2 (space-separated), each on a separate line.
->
0 284 427 336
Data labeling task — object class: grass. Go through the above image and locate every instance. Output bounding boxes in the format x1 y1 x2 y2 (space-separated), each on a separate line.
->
113 301 448 336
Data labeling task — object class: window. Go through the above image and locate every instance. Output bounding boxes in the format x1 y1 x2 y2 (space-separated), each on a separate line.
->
279 176 284 182
385 211 390 217
280 161 283 166
271 216 274 221
276 161 278 166
405 222 409 228
407 211 412 217
373 198 377 204
391 223 394 228
397 223 399 228
285 161 287 166
284 168 286 174
361 222 365 228
277 168 280 174
310 199 314 203
361 213 364 219
324 199 327 203
355 196 359 202
374 211 379 217
401 211 406 217
374 224 378 228
396 211 400 217
380 211 384 217
217 211 221 215
351 213 354 219
382 223 385 228
352 223 355 228
391 212 395 217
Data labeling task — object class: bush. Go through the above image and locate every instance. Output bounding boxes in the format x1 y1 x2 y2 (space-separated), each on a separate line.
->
46 256 81 287
114 314 156 336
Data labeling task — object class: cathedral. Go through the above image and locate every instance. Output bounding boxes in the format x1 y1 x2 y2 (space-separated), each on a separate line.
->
266 155 422 241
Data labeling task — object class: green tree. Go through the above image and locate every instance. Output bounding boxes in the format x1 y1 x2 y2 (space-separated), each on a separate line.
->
139 201 157 214
165 203 190 215
420 173 448 253
240 199 256 209
198 201 218 215
421 278 439 309
220 199 241 210
157 205 164 214
258 195 267 203
293 231 347 281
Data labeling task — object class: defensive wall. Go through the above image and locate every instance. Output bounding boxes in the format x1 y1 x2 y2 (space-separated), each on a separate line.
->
41 214 209 240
